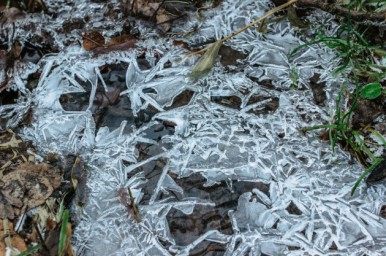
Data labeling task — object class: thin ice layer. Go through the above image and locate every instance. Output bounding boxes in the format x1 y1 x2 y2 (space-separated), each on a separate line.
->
1 0 386 255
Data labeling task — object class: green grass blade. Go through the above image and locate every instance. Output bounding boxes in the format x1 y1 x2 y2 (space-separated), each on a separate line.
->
351 158 383 196
58 209 70 256
17 245 41 256
304 124 337 132
369 128 386 146
290 36 352 57
352 29 369 46
56 192 69 222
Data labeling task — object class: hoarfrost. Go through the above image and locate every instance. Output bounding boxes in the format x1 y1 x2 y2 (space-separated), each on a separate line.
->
2 0 386 255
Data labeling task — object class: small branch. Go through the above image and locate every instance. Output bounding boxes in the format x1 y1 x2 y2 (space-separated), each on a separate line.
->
185 0 298 58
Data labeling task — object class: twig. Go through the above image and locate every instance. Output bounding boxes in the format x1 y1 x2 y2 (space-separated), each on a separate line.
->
185 0 298 58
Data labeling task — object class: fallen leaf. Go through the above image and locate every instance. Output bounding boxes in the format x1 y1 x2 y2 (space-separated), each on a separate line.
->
70 156 88 206
105 34 136 46
123 0 180 32
0 7 25 25
0 163 61 219
156 8 172 32
189 40 223 80
0 220 27 256
82 31 105 51
92 35 136 56
287 5 308 28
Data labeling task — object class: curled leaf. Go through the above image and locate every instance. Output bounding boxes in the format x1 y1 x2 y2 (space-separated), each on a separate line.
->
189 40 223 80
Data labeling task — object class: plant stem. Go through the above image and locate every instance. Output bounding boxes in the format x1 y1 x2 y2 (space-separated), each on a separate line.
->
185 0 298 58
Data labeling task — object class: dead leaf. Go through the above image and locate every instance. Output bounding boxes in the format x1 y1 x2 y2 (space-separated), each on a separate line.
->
0 7 25 25
0 129 35 180
0 163 61 219
106 34 135 46
70 156 87 206
82 31 105 51
0 220 27 256
93 87 122 107
92 35 136 56
123 0 177 32
0 130 22 149
0 41 23 93
189 40 223 80
156 8 172 32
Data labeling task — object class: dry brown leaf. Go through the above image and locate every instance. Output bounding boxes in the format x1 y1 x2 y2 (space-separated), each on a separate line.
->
0 163 61 219
0 220 27 256
0 7 25 25
70 157 88 206
0 41 23 93
156 8 171 32
92 34 137 56
124 0 174 32
106 34 136 46
82 31 105 51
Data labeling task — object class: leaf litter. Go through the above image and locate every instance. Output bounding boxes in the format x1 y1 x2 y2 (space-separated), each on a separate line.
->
0 130 75 255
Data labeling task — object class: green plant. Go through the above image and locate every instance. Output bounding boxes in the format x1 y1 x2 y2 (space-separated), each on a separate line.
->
292 3 386 195
360 82 386 99
303 82 384 195
58 209 70 256
17 245 41 256
338 0 386 12
289 16 385 79
17 194 72 256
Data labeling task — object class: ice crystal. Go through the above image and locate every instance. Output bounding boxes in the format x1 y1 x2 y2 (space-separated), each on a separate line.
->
2 0 386 255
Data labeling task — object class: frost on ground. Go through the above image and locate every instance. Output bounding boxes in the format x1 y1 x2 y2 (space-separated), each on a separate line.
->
1 0 386 255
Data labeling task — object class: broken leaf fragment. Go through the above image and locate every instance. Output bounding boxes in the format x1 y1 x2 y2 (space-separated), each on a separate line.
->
189 40 223 80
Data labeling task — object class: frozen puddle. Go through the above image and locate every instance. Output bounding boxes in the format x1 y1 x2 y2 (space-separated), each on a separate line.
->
2 0 386 255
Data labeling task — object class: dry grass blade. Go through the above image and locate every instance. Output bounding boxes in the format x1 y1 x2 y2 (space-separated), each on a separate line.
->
185 0 298 58
186 0 298 79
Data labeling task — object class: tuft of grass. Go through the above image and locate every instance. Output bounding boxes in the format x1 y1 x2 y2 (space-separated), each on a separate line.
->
338 0 386 12
292 3 385 195
302 82 384 195
290 24 385 80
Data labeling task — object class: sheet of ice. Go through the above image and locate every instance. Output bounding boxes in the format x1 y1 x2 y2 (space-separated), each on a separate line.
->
2 0 386 255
